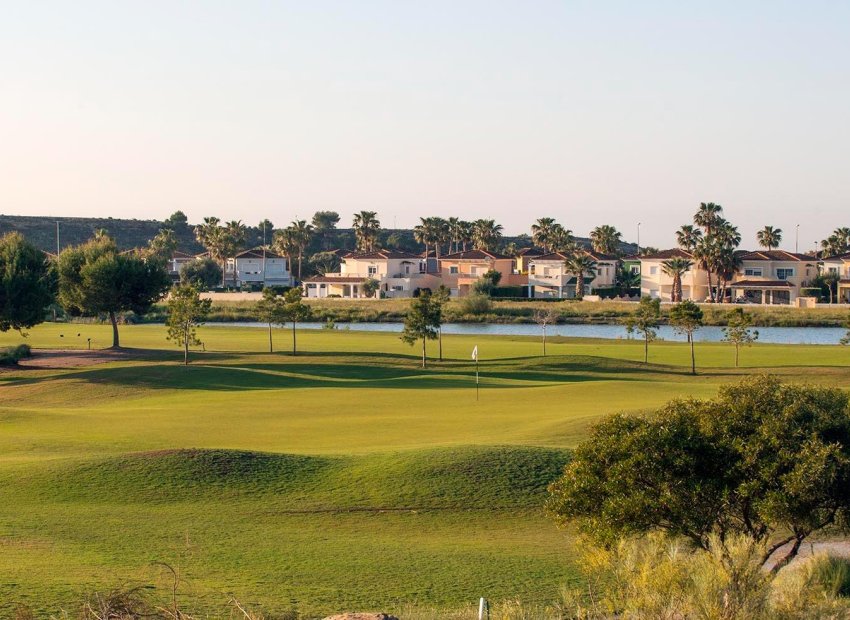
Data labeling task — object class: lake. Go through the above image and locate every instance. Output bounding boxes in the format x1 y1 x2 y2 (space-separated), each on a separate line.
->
211 322 849 345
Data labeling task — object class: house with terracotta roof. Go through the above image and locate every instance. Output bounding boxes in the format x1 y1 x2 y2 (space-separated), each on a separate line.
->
822 252 850 303
302 250 440 298
729 250 818 305
515 247 546 274
528 250 618 298
639 249 709 301
225 248 292 288
438 249 526 297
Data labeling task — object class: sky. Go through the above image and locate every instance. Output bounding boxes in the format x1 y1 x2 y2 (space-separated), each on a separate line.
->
1 1 848 250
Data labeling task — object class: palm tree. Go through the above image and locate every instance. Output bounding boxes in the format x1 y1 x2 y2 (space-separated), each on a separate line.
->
693 239 717 303
589 225 622 255
352 211 381 252
715 247 742 302
661 257 693 302
194 217 229 286
431 217 450 258
447 217 463 254
550 225 575 253
820 235 845 258
223 220 248 286
287 219 314 282
693 202 723 235
834 227 850 250
472 219 503 251
272 228 297 266
714 219 741 249
414 217 439 258
756 226 783 251
531 218 559 252
458 221 474 252
676 225 703 252
563 253 597 300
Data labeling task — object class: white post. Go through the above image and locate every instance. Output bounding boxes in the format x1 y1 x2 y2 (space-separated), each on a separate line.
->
478 597 488 620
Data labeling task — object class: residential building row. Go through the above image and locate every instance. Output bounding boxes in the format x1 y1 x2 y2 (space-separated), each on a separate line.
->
168 246 850 305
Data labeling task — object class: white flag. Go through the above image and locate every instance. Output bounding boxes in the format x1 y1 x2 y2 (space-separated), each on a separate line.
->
471 345 478 361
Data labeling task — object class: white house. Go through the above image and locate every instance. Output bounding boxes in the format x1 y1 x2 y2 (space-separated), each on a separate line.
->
639 249 709 301
528 250 618 298
226 248 292 288
822 252 850 303
167 251 198 282
303 250 440 298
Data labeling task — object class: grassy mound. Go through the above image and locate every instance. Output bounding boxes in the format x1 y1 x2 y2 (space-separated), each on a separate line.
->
42 446 570 510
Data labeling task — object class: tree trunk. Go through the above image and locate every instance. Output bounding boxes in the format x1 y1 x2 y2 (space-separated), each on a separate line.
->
690 336 696 375
439 328 443 361
292 321 297 356
770 535 805 575
421 337 427 368
644 333 649 363
576 276 583 300
268 322 273 353
543 326 547 357
298 250 303 282
183 326 189 365
706 269 714 302
109 311 120 348
735 343 739 368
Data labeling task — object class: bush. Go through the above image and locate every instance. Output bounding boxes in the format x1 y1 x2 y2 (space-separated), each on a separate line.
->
800 287 823 300
457 293 492 315
490 286 528 298
0 344 31 366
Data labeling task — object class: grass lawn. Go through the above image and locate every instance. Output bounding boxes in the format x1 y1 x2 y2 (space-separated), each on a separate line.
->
0 324 848 616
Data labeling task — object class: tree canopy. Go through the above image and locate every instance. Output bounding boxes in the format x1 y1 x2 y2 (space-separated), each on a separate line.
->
57 235 170 347
166 284 212 365
0 232 56 333
547 375 850 573
400 290 441 368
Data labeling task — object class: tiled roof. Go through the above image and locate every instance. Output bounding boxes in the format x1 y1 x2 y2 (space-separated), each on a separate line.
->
441 249 510 260
516 247 546 256
822 252 850 262
344 250 421 260
731 279 795 288
738 250 814 262
638 249 694 260
303 276 368 283
171 251 196 259
234 248 284 259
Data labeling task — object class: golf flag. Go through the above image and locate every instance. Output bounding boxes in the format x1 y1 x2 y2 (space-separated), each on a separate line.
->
471 345 478 361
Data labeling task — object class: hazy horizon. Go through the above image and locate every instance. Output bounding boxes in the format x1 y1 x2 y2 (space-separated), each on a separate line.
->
2 1 848 252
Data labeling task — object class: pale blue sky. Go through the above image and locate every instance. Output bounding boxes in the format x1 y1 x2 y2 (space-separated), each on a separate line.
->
1 1 848 249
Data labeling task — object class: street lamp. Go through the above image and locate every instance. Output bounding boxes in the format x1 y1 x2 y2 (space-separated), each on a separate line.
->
795 224 800 254
637 222 641 255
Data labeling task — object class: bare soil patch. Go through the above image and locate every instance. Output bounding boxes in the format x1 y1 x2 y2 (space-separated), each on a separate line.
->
16 348 149 369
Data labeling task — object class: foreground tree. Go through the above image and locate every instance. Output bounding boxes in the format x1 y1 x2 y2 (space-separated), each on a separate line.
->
669 300 703 375
623 297 661 363
255 288 287 353
723 308 759 367
57 235 170 347
0 232 56 333
547 375 850 574
433 285 451 360
281 288 310 355
533 307 559 356
400 290 441 368
166 285 212 365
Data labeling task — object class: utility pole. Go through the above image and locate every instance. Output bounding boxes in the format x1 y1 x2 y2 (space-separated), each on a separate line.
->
795 224 800 253
55 221 60 255
637 222 641 255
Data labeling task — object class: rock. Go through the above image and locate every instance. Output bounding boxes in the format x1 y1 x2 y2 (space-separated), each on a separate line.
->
322 614 399 620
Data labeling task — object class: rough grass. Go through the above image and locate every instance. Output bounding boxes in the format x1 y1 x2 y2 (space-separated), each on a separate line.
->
0 325 848 616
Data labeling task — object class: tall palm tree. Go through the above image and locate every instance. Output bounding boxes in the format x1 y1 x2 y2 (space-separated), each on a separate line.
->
447 217 463 254
714 219 741 249
458 221 474 252
661 257 693 302
715 247 742 302
692 238 717 303
756 226 783 251
550 225 575 252
287 219 314 282
676 225 703 252
563 253 597 300
194 217 229 286
223 220 248 286
472 219 503 251
834 227 850 250
352 211 381 252
693 202 723 236
272 228 298 265
531 218 559 252
432 217 450 258
413 217 439 258
820 235 845 258
589 225 622 255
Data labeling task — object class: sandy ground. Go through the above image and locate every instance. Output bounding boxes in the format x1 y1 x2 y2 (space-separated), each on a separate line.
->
15 348 145 369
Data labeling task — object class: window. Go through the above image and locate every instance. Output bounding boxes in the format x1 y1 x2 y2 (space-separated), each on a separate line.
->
368 266 377 276
827 266 838 274
744 268 763 277
404 264 410 274
650 266 658 275
450 266 459 274
776 268 795 280
530 265 536 274
630 265 640 274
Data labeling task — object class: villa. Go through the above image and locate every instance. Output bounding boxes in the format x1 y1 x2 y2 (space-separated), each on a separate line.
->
528 250 618 298
639 249 709 301
225 248 293 288
302 250 440 298
438 249 526 297
729 250 818 305
821 252 850 303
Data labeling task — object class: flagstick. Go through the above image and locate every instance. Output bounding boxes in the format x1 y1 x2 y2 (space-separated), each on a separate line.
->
476 356 479 401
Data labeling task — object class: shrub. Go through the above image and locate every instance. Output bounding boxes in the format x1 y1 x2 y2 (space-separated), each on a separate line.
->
0 344 31 366
457 293 492 316
490 286 528 298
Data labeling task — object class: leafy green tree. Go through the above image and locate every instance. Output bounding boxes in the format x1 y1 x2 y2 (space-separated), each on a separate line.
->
547 375 850 574
57 235 170 348
723 308 759 367
0 232 56 333
623 297 661 363
400 290 441 368
255 288 287 353
362 278 380 299
433 285 451 360
669 300 703 375
533 307 559 356
163 211 189 231
281 288 310 355
472 269 502 296
180 258 223 291
312 211 340 250
166 285 212 365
